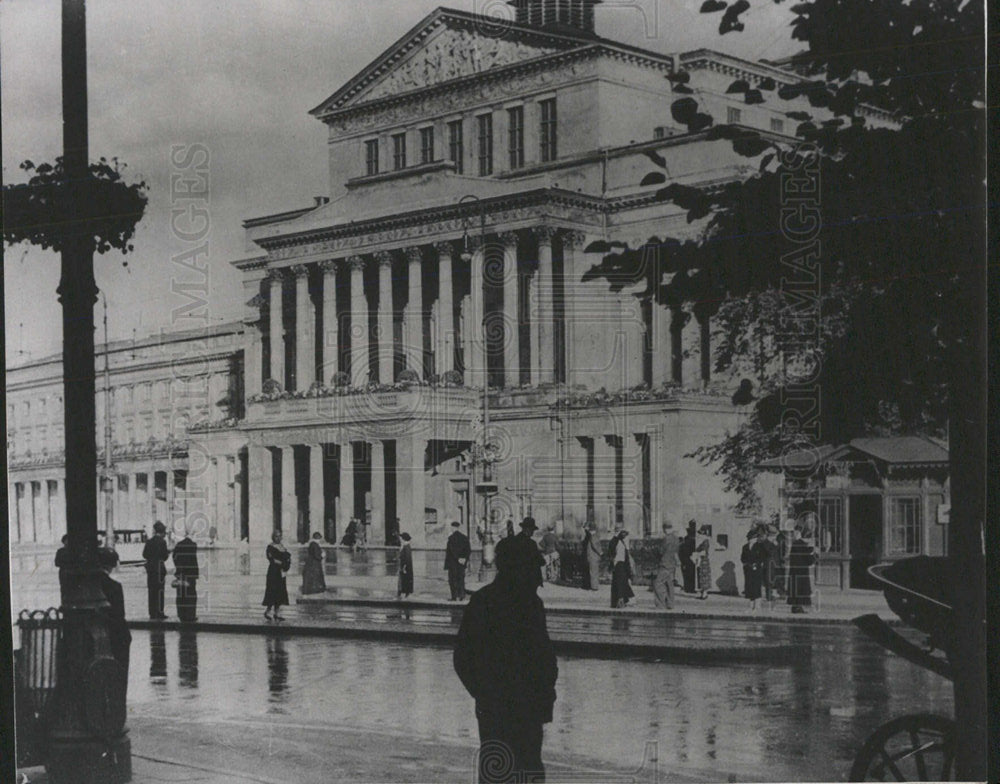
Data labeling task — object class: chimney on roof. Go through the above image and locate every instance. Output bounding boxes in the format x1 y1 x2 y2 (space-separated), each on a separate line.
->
314 196 329 206
508 0 601 35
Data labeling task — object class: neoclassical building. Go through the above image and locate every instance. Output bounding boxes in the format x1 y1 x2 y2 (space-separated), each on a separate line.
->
191 0 865 550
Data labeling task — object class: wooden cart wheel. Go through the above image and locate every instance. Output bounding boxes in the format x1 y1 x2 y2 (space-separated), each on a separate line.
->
850 714 955 781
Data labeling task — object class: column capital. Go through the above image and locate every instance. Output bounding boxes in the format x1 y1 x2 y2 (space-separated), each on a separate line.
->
347 255 366 271
374 250 393 268
266 267 286 283
290 263 310 278
433 240 454 256
562 230 588 249
530 225 558 244
497 230 519 247
318 258 338 274
405 246 423 265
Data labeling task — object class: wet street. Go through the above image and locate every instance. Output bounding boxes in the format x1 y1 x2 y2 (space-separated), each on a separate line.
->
123 626 952 782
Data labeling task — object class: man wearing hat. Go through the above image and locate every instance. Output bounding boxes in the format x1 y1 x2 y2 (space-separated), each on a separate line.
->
445 521 472 601
98 547 131 692
652 521 680 610
454 515 558 783
142 520 170 620
397 532 414 598
678 520 697 594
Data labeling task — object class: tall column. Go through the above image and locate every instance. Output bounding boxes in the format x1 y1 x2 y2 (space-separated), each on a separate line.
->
405 247 424 375
267 269 285 388
528 272 540 386
281 446 297 538
561 231 587 387
670 305 687 385
248 445 273 543
223 456 236 541
347 256 369 385
319 259 338 385
433 242 455 376
460 295 474 387
370 440 386 545
467 241 485 387
126 474 136 535
593 434 616 532
338 441 355 530
396 435 426 547
622 434 644 535
246 316 264 395
681 307 700 391
499 232 520 387
309 444 324 540
166 467 176 532
293 264 314 391
652 302 671 387
375 251 394 383
534 226 557 384
647 427 663 529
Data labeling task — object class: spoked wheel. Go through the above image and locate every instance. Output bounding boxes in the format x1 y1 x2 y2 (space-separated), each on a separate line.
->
850 714 955 781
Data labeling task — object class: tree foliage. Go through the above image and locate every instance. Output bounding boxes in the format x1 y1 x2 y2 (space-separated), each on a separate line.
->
2 157 148 256
585 0 984 510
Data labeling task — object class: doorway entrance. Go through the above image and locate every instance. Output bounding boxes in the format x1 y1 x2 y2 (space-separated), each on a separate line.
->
849 495 883 589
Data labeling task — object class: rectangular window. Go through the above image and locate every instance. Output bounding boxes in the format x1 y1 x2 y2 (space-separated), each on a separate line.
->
727 106 742 124
818 497 845 554
365 139 379 176
540 98 557 162
448 120 464 174
889 496 922 555
477 114 494 176
392 132 407 170
419 126 435 164
507 106 524 169
770 117 784 133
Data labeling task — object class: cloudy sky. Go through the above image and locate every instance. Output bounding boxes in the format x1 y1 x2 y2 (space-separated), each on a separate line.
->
2 0 796 363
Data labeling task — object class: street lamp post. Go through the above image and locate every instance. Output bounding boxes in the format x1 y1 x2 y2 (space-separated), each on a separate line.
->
101 293 115 551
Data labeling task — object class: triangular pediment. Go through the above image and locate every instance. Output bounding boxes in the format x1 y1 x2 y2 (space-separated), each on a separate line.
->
311 8 591 116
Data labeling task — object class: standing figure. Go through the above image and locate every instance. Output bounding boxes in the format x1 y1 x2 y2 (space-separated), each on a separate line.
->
98 547 132 694
142 521 170 620
539 525 560 583
55 535 72 600
786 526 818 613
678 520 697 594
445 521 472 601
263 529 291 621
341 517 358 551
652 521 680 610
609 529 635 609
397 532 414 598
454 532 558 784
740 528 755 597
301 531 327 595
172 529 200 623
762 525 781 607
496 517 544 589
581 525 601 591
694 525 713 600
744 526 768 612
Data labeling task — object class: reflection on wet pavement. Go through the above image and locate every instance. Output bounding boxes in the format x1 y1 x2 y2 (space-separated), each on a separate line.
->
126 628 952 782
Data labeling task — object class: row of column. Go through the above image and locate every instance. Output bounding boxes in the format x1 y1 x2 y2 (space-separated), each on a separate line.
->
246 437 427 545
255 227 584 394
9 478 63 545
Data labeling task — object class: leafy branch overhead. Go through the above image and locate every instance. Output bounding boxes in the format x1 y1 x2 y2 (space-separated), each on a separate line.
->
2 157 148 256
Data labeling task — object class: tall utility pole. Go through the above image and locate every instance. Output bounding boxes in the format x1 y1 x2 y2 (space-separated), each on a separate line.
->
46 2 132 781
102 294 115 550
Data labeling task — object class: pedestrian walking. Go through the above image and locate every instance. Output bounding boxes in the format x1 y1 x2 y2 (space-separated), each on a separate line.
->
610 529 635 608
694 524 713 600
301 531 327 595
397 532 414 598
171 528 200 623
263 530 291 621
445 521 471 601
786 525 818 613
678 520 697 593
580 524 601 591
652 521 679 610
454 526 558 784
142 521 170 620
98 547 132 693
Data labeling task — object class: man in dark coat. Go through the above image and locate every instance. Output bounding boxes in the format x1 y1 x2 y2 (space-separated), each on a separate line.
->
445 521 472 601
171 530 200 623
98 547 132 694
786 526 817 613
454 528 558 784
678 520 697 594
495 517 545 589
55 535 73 601
142 521 169 619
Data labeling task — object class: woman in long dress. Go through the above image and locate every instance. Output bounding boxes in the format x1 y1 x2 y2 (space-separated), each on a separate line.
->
581 525 601 591
695 526 712 599
397 532 414 598
263 529 291 621
610 530 635 608
301 532 326 595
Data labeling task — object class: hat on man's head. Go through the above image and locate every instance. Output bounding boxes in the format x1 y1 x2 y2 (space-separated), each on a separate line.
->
399 532 412 542
663 520 674 530
153 521 166 534
97 547 119 570
451 521 461 528
520 517 538 532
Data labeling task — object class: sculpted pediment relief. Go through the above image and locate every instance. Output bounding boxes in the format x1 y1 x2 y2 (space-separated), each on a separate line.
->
347 26 562 106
